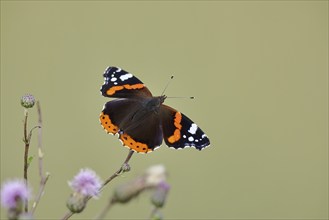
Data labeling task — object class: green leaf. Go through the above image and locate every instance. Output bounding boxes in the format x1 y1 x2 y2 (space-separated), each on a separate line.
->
27 155 34 167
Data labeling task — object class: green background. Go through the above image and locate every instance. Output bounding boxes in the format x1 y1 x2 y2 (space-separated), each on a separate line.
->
1 1 328 219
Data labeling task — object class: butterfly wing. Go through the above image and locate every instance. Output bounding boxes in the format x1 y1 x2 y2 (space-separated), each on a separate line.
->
161 105 210 150
101 66 152 98
100 99 163 153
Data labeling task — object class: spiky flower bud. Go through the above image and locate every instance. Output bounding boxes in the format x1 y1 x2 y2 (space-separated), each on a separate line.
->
151 181 170 208
66 193 86 213
20 94 35 109
112 177 145 204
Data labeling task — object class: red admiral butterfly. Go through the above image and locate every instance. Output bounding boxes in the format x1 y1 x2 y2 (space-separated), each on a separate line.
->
100 67 210 153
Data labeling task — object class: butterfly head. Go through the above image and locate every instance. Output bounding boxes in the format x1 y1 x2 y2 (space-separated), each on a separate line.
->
144 95 167 112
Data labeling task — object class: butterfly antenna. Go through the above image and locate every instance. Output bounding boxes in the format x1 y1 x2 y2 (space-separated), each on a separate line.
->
167 96 195 99
161 75 174 96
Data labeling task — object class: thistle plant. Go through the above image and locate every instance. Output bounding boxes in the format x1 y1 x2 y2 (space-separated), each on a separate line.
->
0 95 171 220
66 168 103 213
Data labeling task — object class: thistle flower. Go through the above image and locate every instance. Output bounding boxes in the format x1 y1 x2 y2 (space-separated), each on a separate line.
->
0 179 31 210
68 168 102 197
66 169 102 213
20 94 35 109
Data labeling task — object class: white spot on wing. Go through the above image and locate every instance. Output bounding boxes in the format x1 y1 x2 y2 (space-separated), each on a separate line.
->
188 136 194 142
188 123 198 135
111 77 117 82
120 73 133 81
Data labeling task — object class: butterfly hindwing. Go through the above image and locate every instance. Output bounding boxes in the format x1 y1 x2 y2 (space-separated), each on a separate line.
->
100 98 163 153
119 112 163 153
100 99 137 135
101 66 152 98
161 105 210 150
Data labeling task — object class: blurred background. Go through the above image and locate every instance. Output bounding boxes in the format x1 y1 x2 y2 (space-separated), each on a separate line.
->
1 1 328 219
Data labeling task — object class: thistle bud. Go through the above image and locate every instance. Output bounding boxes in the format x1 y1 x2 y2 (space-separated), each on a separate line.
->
66 193 86 213
20 94 35 109
151 181 170 208
112 177 145 204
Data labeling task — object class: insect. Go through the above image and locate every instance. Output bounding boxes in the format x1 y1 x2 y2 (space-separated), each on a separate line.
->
100 66 210 153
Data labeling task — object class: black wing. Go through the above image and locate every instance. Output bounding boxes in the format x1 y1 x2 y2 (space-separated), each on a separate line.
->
161 105 210 150
100 66 152 98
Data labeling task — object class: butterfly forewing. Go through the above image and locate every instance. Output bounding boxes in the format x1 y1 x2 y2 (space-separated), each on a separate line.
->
101 66 152 98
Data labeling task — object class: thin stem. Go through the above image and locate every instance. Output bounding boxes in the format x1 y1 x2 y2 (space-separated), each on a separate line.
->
61 211 74 220
32 173 50 214
150 206 159 220
37 101 43 177
32 101 50 214
102 150 134 188
23 109 29 212
94 199 115 220
61 150 135 220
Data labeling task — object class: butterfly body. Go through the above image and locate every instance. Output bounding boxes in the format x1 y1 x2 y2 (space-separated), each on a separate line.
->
100 66 210 153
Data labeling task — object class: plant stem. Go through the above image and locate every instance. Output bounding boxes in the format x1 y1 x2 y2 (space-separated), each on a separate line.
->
61 211 74 220
150 206 159 220
23 109 29 212
102 150 134 188
32 173 50 214
32 101 50 214
94 199 115 220
36 101 44 177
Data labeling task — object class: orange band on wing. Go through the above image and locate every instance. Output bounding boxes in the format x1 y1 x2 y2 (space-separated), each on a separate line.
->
120 133 152 153
100 112 119 134
106 83 145 96
168 112 182 143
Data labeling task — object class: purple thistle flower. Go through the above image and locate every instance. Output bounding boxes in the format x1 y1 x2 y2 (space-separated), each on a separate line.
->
68 168 102 197
0 179 31 209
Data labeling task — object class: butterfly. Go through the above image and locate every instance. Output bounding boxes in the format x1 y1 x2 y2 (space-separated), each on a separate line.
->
100 67 210 153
